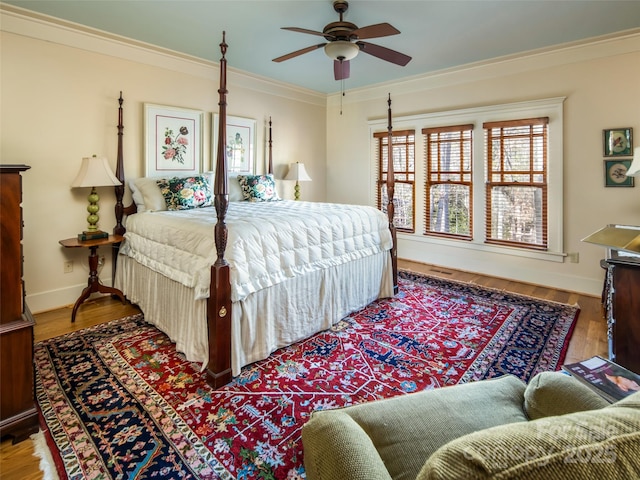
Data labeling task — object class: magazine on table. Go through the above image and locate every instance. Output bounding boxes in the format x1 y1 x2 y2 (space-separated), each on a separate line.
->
562 355 640 403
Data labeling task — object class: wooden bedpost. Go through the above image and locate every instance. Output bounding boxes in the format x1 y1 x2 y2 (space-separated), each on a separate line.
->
206 32 233 388
112 92 125 285
268 117 273 175
387 94 399 294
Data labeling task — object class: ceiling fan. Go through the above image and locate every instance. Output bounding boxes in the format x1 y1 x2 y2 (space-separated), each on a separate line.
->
272 0 412 81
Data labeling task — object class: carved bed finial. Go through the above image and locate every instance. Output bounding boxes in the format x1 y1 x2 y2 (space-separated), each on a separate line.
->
220 30 227 57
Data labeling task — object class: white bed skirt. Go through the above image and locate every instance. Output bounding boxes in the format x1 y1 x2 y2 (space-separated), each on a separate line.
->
115 251 393 376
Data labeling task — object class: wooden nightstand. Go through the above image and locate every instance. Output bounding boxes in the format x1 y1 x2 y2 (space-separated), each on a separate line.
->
59 234 126 322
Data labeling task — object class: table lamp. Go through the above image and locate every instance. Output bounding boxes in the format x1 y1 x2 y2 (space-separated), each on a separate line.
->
71 155 121 240
284 162 312 200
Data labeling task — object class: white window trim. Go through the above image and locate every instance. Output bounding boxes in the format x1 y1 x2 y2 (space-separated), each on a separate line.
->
369 96 566 262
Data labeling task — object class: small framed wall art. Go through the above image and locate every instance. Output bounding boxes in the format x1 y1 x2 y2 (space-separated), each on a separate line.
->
603 128 633 157
213 114 256 174
604 159 634 187
144 104 204 177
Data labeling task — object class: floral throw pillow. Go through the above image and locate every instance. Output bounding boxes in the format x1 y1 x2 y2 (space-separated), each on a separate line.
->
237 174 281 202
156 175 212 210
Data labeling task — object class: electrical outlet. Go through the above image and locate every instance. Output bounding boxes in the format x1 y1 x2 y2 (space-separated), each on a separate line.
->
64 260 73 273
98 256 105 267
567 252 579 263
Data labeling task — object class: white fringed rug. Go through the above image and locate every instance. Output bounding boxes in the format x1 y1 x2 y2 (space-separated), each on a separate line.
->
30 430 59 480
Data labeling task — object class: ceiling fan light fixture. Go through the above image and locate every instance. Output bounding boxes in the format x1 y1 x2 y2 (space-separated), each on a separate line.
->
324 41 359 61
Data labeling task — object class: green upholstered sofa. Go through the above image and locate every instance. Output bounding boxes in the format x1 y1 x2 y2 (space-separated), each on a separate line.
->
301 371 640 480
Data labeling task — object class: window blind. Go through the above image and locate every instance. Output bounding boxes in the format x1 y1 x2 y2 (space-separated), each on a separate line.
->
483 117 548 249
423 124 474 239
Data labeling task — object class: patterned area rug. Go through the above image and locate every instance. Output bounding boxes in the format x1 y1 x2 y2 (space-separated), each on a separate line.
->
35 271 579 479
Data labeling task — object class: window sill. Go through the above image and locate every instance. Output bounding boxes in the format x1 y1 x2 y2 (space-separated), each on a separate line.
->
399 232 566 263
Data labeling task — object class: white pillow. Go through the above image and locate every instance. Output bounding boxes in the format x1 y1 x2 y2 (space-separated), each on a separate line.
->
129 179 146 213
131 177 167 212
228 175 244 202
204 172 244 202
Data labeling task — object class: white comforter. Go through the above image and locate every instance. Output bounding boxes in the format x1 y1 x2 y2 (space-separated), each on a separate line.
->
120 200 393 302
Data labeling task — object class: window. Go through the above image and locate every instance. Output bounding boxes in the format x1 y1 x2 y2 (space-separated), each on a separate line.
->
374 129 415 232
423 124 474 239
484 118 548 250
368 97 564 262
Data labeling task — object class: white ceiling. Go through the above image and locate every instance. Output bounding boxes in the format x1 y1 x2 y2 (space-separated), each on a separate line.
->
5 0 640 94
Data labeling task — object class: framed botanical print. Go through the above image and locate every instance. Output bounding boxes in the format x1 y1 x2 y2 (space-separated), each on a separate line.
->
604 159 634 187
603 128 633 157
144 104 203 177
213 114 256 174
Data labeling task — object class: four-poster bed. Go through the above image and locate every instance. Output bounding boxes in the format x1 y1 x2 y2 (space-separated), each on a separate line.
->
112 33 398 388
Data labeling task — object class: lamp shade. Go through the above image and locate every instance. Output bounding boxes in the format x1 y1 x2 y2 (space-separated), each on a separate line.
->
324 41 359 61
71 156 121 188
626 147 640 177
285 162 312 182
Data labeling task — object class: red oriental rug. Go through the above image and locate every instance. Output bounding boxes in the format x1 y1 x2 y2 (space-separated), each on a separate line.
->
34 271 579 479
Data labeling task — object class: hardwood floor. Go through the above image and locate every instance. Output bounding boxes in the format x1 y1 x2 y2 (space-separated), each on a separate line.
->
0 260 607 479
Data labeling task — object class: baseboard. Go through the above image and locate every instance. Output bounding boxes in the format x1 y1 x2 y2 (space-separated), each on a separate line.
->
26 279 115 314
397 247 604 297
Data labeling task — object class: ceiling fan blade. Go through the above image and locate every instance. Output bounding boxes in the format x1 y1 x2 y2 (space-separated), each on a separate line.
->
357 41 412 66
334 59 351 80
282 27 335 40
350 23 400 40
273 43 325 63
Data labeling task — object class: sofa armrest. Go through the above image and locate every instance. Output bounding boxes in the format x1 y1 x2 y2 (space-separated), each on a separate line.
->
303 375 527 480
524 371 610 420
302 410 393 480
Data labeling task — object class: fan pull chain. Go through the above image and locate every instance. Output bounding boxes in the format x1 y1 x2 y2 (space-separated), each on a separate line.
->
340 78 345 115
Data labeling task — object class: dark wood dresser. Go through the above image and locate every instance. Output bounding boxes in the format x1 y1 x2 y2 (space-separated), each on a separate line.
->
602 256 640 374
0 164 39 443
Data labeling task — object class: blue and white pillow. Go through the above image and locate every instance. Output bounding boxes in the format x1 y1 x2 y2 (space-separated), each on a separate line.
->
236 174 280 202
156 175 212 210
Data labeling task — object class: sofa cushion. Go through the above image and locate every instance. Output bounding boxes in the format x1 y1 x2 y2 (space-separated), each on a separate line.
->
524 371 610 420
417 391 640 480
302 411 393 480
303 375 527 480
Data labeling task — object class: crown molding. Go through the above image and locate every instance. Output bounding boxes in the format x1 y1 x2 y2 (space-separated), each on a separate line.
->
0 4 326 107
328 28 640 105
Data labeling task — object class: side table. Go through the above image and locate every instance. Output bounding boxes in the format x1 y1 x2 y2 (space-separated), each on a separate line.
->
59 234 126 322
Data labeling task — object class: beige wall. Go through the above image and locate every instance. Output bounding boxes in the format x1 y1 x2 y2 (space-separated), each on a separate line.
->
326 33 640 295
0 11 326 312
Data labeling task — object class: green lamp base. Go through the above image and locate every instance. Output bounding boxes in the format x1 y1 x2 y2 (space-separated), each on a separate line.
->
79 186 108 240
